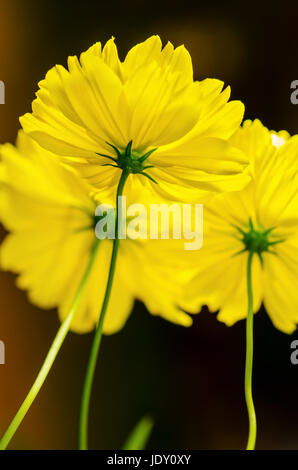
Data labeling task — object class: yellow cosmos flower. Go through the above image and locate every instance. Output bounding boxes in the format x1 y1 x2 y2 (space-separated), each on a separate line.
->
0 132 193 334
20 35 249 202
185 119 298 333
182 118 298 450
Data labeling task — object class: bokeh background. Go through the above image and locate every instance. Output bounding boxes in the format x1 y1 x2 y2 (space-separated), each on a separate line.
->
1 0 298 450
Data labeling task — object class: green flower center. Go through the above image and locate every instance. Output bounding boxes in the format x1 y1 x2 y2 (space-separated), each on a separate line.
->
97 141 158 184
235 218 284 263
242 227 272 253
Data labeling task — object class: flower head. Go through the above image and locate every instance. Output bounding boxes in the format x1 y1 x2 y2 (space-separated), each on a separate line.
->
184 119 298 333
0 132 193 333
20 36 249 202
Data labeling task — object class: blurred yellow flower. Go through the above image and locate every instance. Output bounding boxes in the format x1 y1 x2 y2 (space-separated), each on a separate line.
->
184 119 298 333
20 35 249 202
0 132 193 334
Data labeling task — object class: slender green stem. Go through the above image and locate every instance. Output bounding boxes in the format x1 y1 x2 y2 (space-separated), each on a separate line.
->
0 240 100 450
245 250 257 450
78 168 129 450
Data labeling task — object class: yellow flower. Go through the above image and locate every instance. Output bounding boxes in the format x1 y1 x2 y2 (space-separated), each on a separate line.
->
0 132 193 334
20 36 249 202
184 119 298 333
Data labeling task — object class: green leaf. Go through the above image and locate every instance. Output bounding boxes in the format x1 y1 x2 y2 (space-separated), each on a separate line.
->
122 415 154 450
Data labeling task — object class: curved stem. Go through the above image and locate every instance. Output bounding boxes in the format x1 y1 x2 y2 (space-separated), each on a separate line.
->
245 250 257 450
78 168 129 450
0 240 100 450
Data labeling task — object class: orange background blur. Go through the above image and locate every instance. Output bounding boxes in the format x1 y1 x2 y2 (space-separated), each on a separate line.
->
1 0 298 450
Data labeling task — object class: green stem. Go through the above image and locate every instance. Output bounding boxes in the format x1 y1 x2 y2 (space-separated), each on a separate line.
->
245 250 257 450
78 168 129 450
0 240 100 450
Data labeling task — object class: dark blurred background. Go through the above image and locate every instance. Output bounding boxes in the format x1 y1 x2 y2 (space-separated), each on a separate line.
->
1 0 298 450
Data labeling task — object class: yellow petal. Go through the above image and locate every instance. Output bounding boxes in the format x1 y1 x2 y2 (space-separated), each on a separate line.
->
123 35 162 77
